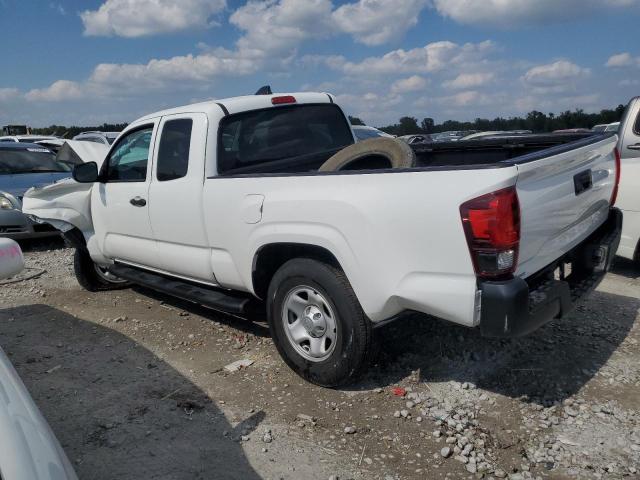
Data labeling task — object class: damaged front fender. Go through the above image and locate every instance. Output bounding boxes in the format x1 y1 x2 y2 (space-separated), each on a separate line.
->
22 178 94 240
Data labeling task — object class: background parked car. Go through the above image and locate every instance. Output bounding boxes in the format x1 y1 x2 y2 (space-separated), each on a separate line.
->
352 125 394 141
0 143 71 239
0 135 60 143
35 138 67 153
605 122 621 133
460 130 533 141
72 131 119 145
592 124 609 132
430 131 477 142
398 134 431 144
552 128 592 133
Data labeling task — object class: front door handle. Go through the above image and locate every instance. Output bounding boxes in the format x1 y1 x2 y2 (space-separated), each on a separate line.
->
628 143 640 151
130 197 147 207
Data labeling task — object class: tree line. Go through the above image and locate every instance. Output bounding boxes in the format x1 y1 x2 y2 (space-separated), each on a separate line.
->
349 104 627 136
32 104 627 139
32 123 129 138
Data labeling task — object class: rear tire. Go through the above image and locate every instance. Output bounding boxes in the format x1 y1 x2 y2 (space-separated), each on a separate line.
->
73 248 129 292
267 258 375 387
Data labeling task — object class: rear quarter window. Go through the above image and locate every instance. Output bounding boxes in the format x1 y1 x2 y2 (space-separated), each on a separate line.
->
218 104 353 174
157 119 193 181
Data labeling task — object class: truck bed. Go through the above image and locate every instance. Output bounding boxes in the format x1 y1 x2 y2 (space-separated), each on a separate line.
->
219 132 609 175
411 132 609 169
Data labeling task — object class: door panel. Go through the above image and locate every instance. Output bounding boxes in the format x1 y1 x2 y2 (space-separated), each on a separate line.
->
147 113 216 283
92 122 158 266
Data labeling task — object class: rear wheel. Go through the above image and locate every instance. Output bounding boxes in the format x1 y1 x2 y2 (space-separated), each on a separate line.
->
267 258 375 387
73 248 129 291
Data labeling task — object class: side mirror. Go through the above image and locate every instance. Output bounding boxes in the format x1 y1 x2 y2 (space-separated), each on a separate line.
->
72 162 99 183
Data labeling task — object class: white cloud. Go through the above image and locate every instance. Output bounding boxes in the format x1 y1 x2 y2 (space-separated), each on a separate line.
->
606 52 639 68
81 0 226 37
522 60 589 87
23 48 263 103
432 0 639 27
230 0 334 57
436 90 493 108
322 40 495 76
391 75 428 94
514 93 601 114
0 88 19 102
443 72 495 89
25 80 86 102
332 0 428 46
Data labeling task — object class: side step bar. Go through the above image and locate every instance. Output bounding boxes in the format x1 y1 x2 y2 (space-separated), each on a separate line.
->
109 264 256 315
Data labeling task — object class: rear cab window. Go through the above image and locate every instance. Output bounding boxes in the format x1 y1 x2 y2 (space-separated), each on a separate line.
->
218 104 353 175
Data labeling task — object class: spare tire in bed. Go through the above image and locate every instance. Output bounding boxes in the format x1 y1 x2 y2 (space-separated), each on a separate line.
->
319 137 416 172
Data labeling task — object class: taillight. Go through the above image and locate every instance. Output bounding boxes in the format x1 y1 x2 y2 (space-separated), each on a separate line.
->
610 147 621 206
460 187 520 279
271 95 296 105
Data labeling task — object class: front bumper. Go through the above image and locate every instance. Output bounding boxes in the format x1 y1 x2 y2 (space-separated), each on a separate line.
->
479 208 622 338
0 208 60 240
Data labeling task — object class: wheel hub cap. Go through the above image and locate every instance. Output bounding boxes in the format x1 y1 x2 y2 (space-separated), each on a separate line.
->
301 305 327 338
282 286 338 362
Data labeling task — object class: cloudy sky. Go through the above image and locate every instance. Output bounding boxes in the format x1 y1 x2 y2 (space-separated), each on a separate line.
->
1 0 639 127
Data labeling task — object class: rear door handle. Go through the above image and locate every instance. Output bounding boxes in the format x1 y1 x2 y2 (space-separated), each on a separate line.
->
130 197 147 207
628 143 640 151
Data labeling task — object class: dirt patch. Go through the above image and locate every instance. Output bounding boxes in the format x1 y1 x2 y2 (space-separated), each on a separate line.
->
1 239 638 479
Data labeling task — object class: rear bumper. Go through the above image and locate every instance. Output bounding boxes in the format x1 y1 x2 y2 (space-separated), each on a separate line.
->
479 208 622 338
0 209 60 240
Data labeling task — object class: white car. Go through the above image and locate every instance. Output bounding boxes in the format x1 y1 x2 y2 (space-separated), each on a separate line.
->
0 135 59 143
615 97 640 263
0 238 78 480
72 131 119 146
352 125 394 141
24 91 622 386
605 122 621 133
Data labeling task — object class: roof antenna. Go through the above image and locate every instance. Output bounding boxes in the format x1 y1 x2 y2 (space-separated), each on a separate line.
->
255 85 272 95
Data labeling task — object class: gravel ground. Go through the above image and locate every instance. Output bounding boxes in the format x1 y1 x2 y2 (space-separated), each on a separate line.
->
1 238 639 480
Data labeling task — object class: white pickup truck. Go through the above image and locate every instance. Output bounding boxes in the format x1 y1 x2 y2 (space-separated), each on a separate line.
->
616 96 640 263
24 91 622 386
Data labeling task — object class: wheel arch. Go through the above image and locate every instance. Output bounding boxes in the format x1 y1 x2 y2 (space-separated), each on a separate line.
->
251 242 342 300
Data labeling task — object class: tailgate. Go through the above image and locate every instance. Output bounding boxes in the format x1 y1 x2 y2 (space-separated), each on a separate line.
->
515 135 618 278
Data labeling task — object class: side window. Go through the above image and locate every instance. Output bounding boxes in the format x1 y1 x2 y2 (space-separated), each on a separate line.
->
157 119 193 181
634 110 640 135
106 126 153 182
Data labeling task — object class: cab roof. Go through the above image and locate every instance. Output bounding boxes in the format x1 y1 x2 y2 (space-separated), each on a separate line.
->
134 92 335 124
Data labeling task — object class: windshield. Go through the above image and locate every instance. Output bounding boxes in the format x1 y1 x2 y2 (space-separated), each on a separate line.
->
0 149 71 174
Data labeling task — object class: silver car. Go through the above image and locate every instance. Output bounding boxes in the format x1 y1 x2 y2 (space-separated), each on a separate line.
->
0 143 71 239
